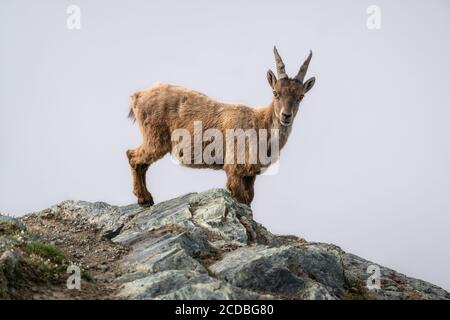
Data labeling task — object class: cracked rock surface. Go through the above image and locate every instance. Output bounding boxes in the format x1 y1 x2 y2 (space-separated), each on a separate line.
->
1 188 449 300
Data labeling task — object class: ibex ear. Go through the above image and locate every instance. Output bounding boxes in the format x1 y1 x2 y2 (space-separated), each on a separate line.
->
303 77 316 93
267 69 277 89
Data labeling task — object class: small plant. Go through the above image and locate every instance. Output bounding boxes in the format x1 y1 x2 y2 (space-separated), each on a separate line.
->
0 221 20 236
25 241 67 265
81 270 94 282
341 290 369 300
341 276 372 300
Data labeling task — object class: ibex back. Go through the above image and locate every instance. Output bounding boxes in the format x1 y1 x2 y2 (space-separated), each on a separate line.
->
127 47 315 206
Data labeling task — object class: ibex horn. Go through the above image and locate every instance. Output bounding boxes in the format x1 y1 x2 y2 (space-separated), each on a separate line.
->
295 50 312 83
273 46 288 79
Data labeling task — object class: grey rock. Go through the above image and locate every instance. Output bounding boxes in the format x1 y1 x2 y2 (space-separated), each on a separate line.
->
157 281 259 300
210 244 345 298
110 189 450 299
121 193 196 234
23 188 450 300
301 280 336 300
0 214 25 234
0 250 20 270
210 245 306 295
119 232 209 276
99 264 109 273
295 243 345 295
32 200 142 239
341 252 450 300
117 270 258 300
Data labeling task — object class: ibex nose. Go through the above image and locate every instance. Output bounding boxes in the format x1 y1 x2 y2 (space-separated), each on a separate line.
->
281 112 292 120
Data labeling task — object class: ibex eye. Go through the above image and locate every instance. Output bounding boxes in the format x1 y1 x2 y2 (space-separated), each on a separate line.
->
273 91 280 99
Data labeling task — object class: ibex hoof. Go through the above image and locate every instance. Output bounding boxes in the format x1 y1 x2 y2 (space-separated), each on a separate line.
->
138 198 154 206
137 193 154 207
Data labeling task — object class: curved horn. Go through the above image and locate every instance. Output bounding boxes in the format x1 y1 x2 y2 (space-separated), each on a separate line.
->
273 46 288 79
296 50 312 83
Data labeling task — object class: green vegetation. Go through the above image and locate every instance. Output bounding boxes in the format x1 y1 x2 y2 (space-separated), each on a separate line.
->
24 241 67 265
0 221 20 236
341 290 369 300
82 270 94 282
341 277 372 300
0 262 14 282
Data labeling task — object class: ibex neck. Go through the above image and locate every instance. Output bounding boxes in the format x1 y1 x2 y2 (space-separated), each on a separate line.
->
257 100 292 150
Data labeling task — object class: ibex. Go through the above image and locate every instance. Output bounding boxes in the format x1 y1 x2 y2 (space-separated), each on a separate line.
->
127 47 315 206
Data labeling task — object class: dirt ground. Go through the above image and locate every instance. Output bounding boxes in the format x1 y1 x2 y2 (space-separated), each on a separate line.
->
13 213 129 299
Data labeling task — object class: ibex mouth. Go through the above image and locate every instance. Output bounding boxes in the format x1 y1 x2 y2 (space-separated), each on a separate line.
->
280 119 292 126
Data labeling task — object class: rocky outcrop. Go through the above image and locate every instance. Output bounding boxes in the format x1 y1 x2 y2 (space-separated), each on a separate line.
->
1 189 449 300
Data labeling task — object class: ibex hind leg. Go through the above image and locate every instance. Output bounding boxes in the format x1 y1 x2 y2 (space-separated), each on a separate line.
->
126 147 152 205
226 174 256 205
126 146 166 206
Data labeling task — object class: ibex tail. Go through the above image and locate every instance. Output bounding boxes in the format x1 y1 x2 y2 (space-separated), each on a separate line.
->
128 92 140 122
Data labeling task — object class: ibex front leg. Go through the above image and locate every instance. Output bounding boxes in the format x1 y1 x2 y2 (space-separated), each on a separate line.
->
226 173 256 205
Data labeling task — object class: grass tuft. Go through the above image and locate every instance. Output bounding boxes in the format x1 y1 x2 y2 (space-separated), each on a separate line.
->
25 241 66 265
